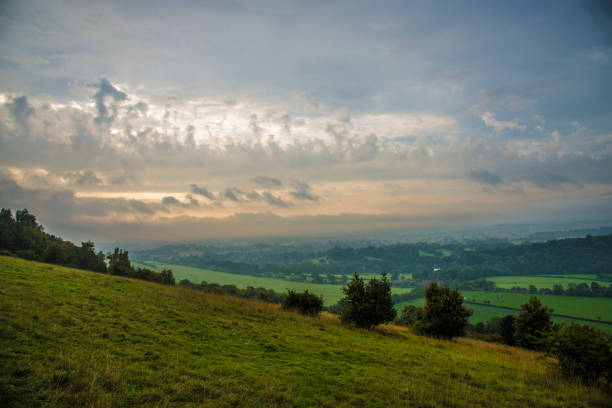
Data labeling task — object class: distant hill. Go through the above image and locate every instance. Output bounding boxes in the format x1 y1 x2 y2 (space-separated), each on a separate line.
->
1 256 609 407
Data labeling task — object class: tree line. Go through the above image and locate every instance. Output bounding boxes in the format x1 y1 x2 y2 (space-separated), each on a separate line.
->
0 208 175 286
460 278 612 298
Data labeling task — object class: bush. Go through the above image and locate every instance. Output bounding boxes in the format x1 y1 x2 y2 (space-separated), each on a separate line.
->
340 273 396 329
513 296 552 350
395 305 422 326
282 289 324 316
552 322 612 385
413 282 472 339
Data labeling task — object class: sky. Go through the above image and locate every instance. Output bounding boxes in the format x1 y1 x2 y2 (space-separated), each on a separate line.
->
0 0 611 243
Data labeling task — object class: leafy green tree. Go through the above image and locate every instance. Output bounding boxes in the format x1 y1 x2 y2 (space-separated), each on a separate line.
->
107 248 135 277
159 268 176 285
340 272 396 329
499 314 516 345
513 296 552 350
413 282 472 339
552 322 612 384
282 289 324 315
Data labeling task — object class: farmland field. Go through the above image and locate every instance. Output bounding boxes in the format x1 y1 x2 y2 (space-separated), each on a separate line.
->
461 290 612 322
487 275 609 289
394 293 612 332
135 262 412 306
464 303 612 332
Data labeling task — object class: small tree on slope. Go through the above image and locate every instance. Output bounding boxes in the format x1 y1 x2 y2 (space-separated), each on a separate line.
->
340 273 396 329
414 282 472 339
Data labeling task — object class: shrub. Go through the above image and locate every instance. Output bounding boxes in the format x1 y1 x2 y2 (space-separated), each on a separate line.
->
282 289 324 316
552 322 612 385
413 282 472 339
340 273 396 328
395 305 422 326
513 296 552 350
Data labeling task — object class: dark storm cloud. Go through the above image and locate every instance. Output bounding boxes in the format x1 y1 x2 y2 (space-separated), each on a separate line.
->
253 176 283 188
92 78 127 124
469 169 503 186
189 184 215 200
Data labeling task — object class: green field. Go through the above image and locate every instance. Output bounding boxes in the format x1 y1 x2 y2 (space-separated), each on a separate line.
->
394 293 612 333
487 275 609 289
1 256 609 407
464 303 612 333
462 291 612 322
134 262 412 306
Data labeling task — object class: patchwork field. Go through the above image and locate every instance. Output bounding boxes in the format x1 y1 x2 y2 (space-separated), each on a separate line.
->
487 275 609 289
1 256 609 407
134 262 413 306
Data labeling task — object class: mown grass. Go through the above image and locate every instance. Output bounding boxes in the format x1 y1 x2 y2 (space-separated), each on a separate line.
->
134 261 412 306
1 256 610 407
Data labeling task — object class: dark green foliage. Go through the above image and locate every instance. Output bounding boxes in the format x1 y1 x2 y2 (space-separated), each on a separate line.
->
282 289 324 315
395 305 422 326
552 322 612 385
340 273 396 328
499 315 516 346
0 208 107 273
413 282 472 339
513 296 553 350
107 248 134 277
178 279 286 303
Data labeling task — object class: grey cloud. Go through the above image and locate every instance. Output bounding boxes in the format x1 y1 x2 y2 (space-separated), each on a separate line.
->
8 96 34 123
161 196 181 205
92 78 127 124
223 187 243 202
262 191 292 208
189 184 215 200
66 170 103 185
290 180 318 201
246 191 263 201
253 176 283 188
469 168 503 186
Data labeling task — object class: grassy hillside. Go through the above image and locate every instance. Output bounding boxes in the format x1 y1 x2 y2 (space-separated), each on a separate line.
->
1 256 610 407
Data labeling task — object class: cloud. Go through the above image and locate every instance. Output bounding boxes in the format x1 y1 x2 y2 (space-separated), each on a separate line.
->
262 191 292 208
161 196 180 206
223 187 243 202
92 78 127 124
253 176 283 188
289 180 318 201
8 96 34 123
65 170 103 185
480 112 526 132
469 169 503 186
189 184 215 200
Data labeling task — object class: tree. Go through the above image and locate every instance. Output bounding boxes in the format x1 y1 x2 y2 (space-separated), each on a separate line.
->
552 322 612 384
413 282 472 339
499 314 516 345
159 268 176 285
513 296 552 350
340 272 396 329
107 248 134 277
282 289 324 315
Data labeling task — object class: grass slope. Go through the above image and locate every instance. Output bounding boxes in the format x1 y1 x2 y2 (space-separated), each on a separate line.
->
1 256 609 407
134 261 412 306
